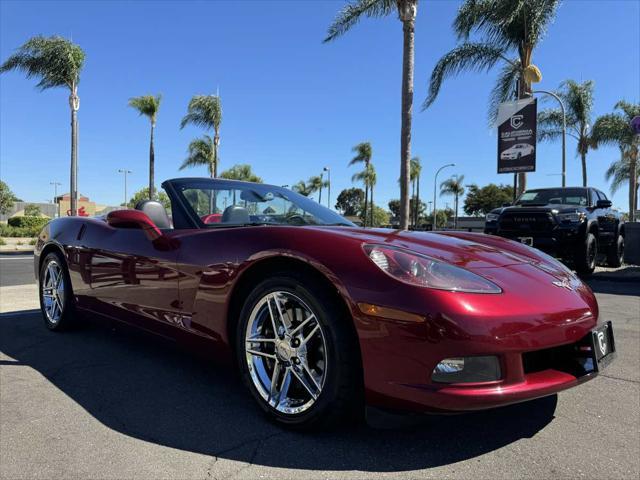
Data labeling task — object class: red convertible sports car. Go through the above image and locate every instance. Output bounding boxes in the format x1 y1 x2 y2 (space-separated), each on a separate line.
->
34 177 616 428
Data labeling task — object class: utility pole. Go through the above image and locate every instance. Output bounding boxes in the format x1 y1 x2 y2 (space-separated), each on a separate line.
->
433 163 455 231
118 169 132 208
323 166 331 209
50 181 61 217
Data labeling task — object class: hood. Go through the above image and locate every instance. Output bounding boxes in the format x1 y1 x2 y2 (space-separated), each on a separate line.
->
503 204 583 214
309 227 543 271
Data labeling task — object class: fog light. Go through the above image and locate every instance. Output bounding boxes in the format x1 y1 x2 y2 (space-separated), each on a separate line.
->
432 356 501 383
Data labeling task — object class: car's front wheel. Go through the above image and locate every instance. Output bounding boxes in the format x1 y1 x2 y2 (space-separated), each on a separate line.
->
574 232 598 276
606 234 624 268
236 272 361 429
39 252 76 331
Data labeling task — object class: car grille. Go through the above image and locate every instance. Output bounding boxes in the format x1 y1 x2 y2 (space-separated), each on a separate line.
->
522 334 595 378
498 212 554 232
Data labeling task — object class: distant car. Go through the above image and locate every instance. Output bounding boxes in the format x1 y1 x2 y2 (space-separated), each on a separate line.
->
34 178 616 428
485 187 625 275
500 143 535 160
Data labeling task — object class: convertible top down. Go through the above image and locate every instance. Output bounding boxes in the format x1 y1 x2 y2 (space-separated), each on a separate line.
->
34 178 615 427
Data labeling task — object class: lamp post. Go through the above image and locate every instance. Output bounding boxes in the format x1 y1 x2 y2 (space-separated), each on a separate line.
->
118 169 132 208
50 181 61 217
323 166 331 209
433 163 455 231
532 90 566 187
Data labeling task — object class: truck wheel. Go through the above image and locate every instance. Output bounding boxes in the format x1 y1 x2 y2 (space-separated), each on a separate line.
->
606 235 624 268
574 233 597 276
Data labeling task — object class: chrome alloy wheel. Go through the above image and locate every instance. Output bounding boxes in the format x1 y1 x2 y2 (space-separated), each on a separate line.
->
244 291 328 415
42 259 65 324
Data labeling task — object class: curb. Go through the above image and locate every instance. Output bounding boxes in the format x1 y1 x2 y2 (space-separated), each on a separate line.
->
0 250 34 256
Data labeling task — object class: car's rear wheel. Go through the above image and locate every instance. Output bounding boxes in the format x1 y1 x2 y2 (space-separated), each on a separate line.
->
236 272 361 429
606 234 624 268
574 232 597 276
39 252 76 331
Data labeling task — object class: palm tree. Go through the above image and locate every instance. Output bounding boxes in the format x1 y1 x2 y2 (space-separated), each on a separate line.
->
128 94 162 199
349 142 373 226
219 164 263 183
605 148 639 203
1 36 85 215
352 163 377 227
325 0 418 230
410 156 422 227
424 0 561 194
180 136 216 177
293 180 313 197
538 80 594 186
307 175 325 202
440 175 465 229
591 100 640 220
180 95 222 177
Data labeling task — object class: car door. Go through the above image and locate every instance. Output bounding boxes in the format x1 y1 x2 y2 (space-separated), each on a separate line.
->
594 190 616 244
76 219 183 336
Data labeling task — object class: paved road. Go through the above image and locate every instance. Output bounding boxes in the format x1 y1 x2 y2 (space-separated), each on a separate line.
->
0 255 35 287
0 259 638 479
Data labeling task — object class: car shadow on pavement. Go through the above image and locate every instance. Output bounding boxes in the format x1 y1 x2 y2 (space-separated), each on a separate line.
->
585 278 640 297
0 311 558 473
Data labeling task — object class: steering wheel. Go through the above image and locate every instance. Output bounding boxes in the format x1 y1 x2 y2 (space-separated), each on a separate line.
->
285 214 307 225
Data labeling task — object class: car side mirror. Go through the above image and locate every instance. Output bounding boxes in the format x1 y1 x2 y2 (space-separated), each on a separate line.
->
107 209 163 241
596 199 612 208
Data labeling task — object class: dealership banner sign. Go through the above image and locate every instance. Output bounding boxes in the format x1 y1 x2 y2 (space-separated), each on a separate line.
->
497 98 537 173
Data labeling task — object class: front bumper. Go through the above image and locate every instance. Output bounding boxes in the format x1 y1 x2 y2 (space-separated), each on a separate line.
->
351 266 604 413
496 226 582 256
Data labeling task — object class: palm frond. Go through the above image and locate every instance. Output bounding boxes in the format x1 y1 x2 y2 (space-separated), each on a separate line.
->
180 95 222 131
537 128 563 143
0 35 84 91
349 142 373 166
409 156 422 180
324 0 395 43
605 148 638 195
591 113 633 148
440 175 466 197
219 164 263 183
128 94 162 122
423 43 507 109
180 135 214 172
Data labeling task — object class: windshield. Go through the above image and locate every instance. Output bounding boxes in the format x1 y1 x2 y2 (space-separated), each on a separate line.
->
515 188 589 206
175 180 354 227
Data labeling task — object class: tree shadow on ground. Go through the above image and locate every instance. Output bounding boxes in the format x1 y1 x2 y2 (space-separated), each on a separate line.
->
0 311 558 473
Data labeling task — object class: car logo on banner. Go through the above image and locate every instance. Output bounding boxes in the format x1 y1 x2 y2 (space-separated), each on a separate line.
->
497 98 537 174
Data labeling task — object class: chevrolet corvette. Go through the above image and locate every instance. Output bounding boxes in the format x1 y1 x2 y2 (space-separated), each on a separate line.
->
34 177 616 428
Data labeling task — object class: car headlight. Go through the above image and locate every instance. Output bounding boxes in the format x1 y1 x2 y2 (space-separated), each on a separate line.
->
486 213 499 222
557 212 586 223
363 244 502 293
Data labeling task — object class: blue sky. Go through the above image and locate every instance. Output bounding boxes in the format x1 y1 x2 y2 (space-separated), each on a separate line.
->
1 0 638 212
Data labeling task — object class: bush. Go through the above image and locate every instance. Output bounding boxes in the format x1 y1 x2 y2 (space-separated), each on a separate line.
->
8 216 49 229
29 238 37 245
0 223 43 237
0 237 5 246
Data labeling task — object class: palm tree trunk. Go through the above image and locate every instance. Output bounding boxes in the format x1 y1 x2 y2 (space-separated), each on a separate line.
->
415 176 420 228
580 152 587 187
149 123 155 200
454 194 458 229
399 15 415 231
370 183 374 227
630 145 638 222
213 130 220 178
69 88 79 216
363 184 369 227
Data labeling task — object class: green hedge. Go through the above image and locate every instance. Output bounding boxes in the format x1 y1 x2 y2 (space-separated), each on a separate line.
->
7 216 49 229
0 223 44 237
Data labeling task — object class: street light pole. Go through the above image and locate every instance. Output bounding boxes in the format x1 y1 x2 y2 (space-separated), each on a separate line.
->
323 166 331 209
532 90 566 187
118 169 132 208
433 163 455 231
50 181 61 217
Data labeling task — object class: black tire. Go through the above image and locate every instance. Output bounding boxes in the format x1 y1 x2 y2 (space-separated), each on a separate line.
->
574 232 598 276
236 271 362 429
606 234 624 268
38 251 76 331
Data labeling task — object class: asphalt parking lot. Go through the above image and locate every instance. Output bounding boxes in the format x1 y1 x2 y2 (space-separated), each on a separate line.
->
0 255 638 479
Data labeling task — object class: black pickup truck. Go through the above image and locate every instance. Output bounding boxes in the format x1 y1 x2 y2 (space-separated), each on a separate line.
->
485 187 625 275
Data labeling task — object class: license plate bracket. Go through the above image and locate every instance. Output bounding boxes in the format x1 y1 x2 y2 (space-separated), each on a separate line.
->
590 321 616 371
